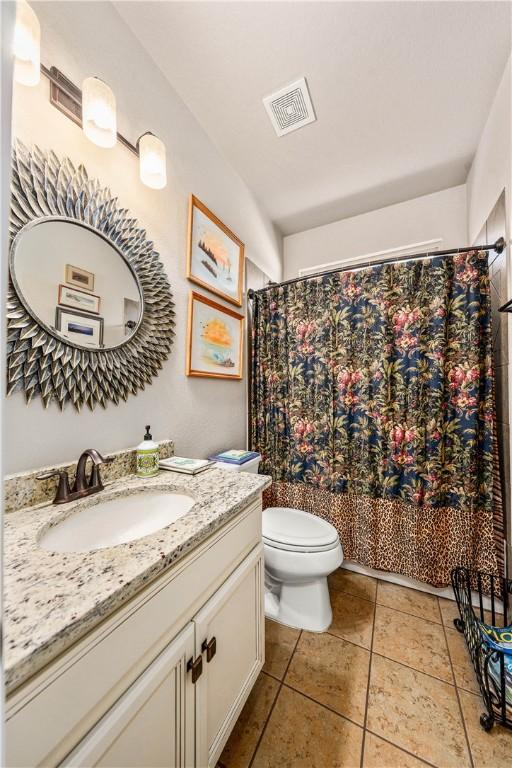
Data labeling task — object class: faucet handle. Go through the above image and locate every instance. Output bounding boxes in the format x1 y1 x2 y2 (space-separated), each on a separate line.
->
36 469 71 504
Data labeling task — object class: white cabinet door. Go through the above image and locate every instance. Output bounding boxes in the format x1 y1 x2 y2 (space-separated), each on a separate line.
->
61 623 195 768
194 545 264 768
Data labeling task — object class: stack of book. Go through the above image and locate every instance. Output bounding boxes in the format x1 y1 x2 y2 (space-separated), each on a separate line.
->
159 457 215 475
209 449 260 466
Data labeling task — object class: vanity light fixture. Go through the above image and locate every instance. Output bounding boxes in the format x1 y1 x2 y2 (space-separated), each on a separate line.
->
138 132 167 190
13 0 40 87
31 65 168 190
82 76 117 149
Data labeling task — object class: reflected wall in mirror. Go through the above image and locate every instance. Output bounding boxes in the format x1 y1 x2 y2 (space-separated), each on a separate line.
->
8 142 175 411
11 219 142 350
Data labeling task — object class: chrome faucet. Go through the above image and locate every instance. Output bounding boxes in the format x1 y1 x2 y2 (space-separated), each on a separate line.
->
37 449 114 505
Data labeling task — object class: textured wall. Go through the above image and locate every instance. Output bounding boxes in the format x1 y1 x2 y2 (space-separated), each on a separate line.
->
5 1 281 474
283 185 468 279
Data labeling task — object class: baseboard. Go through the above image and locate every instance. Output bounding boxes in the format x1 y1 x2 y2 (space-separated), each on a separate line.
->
341 560 502 613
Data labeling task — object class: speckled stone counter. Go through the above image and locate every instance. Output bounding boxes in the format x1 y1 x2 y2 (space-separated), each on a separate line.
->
5 467 271 695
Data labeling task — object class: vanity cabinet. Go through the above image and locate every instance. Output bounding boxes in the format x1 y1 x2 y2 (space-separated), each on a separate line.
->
63 624 196 768
6 498 264 768
195 547 263 767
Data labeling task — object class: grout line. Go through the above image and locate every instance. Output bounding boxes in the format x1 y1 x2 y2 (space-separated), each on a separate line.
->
375 601 443 627
438 597 475 768
261 669 282 683
364 729 439 768
248 630 302 768
282 629 302 681
371 651 457 688
335 581 444 626
360 580 378 768
325 628 372 651
280 679 365 730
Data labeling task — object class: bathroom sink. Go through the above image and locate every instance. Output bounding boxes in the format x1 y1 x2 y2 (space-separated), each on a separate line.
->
39 491 196 553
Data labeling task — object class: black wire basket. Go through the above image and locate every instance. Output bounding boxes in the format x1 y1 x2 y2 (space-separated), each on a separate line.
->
451 566 512 731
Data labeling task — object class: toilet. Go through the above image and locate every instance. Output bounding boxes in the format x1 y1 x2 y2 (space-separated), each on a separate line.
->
262 506 343 632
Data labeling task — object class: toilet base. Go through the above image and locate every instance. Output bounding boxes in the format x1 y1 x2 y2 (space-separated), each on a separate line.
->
264 576 332 632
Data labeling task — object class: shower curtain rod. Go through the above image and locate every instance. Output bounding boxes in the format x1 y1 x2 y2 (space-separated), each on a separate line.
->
247 236 506 299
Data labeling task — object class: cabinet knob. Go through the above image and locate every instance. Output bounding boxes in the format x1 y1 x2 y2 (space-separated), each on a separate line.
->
187 655 203 683
201 636 217 663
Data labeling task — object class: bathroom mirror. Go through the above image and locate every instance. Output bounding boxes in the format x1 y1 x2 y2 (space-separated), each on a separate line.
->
7 141 175 410
11 219 143 350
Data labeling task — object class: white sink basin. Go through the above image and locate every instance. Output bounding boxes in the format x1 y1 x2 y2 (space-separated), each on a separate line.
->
39 491 196 553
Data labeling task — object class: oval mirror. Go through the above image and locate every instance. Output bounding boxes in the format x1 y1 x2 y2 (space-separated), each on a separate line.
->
10 218 143 350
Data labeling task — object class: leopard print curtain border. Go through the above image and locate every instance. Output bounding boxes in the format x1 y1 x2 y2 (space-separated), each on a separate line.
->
263 481 498 588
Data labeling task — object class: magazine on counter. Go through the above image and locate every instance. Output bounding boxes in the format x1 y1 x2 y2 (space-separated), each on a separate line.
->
159 457 214 475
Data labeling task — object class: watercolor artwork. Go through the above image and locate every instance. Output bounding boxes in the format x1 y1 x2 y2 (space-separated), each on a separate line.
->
187 195 244 306
186 292 243 379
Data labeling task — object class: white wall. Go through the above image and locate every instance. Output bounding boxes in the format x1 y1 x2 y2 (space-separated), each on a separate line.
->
283 185 467 279
466 56 511 246
467 55 512 573
1 0 16 753
6 1 282 474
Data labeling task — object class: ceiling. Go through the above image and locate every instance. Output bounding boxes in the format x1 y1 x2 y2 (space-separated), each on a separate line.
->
116 1 511 236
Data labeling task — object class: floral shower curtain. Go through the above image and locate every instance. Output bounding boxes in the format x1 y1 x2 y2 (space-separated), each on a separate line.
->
250 251 500 587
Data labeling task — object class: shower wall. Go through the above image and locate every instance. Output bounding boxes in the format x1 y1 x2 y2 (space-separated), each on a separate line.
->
477 192 510 575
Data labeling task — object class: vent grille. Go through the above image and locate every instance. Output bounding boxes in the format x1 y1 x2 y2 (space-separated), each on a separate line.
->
263 77 316 137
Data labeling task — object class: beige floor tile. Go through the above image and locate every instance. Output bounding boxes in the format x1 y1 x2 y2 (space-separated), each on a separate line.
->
285 631 370 725
377 582 441 624
445 628 479 694
367 654 471 766
329 590 375 649
439 598 503 629
373 604 452 683
459 689 512 768
438 597 460 628
329 568 378 602
252 686 363 768
220 673 279 768
363 732 429 768
263 618 300 679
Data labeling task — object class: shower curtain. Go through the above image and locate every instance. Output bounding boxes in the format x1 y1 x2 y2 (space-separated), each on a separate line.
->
250 251 500 587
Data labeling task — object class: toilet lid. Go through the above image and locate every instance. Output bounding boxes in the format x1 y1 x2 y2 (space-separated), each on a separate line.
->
262 507 339 552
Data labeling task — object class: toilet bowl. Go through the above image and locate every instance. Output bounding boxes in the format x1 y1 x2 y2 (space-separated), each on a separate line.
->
262 507 343 632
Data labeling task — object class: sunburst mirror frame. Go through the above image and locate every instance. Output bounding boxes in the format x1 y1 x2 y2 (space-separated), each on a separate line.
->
7 141 175 411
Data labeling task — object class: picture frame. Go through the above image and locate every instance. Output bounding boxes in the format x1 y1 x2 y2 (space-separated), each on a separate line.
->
186 291 244 379
58 284 101 315
55 307 104 348
65 264 95 292
187 195 244 307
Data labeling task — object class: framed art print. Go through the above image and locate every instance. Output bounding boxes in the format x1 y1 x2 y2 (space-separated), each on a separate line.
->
187 195 244 307
186 291 243 379
65 264 95 292
55 307 104 348
58 284 101 315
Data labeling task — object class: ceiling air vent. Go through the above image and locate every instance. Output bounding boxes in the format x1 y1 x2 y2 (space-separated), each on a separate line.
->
263 77 316 137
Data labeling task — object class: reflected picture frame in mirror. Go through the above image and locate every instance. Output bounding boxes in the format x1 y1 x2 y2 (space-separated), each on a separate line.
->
7 141 176 411
10 216 144 351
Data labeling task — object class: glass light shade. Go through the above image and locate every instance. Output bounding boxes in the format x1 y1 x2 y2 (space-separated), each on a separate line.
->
82 77 117 148
13 0 40 87
139 133 167 190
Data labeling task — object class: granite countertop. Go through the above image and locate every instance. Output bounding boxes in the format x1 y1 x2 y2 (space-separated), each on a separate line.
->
4 468 271 695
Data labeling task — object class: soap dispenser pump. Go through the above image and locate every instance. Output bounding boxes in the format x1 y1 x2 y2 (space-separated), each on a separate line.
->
136 425 159 478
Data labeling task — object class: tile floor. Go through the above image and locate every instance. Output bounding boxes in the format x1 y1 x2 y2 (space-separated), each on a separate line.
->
218 569 511 768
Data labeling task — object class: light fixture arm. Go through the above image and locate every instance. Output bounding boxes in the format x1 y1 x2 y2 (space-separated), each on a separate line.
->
40 64 139 156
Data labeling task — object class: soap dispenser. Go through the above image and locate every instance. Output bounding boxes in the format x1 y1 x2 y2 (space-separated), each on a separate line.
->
136 425 159 478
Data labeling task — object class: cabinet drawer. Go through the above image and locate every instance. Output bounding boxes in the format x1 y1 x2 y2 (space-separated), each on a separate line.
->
6 498 262 768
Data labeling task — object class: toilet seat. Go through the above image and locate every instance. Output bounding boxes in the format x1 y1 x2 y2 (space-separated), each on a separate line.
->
262 507 339 553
